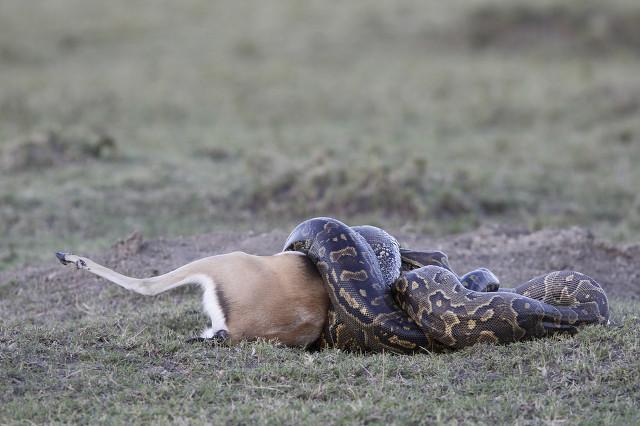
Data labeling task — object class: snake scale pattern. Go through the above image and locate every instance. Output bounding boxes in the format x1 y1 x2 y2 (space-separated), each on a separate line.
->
284 217 609 354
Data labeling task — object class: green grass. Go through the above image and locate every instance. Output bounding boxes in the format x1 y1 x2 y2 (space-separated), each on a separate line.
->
1 298 638 424
2 0 640 272
1 0 640 423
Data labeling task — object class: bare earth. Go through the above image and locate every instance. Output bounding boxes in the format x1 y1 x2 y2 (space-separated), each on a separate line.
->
2 226 638 325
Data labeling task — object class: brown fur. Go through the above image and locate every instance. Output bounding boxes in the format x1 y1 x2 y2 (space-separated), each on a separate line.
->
57 251 328 347
208 252 328 346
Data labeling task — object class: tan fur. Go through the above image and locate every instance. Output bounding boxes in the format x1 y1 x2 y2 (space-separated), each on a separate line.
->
205 252 328 346
57 251 328 347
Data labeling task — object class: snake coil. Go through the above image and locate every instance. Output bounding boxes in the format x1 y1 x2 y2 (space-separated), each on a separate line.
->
284 217 609 354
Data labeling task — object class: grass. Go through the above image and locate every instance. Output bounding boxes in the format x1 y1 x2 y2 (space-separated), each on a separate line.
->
2 0 640 272
1 297 638 424
1 0 640 423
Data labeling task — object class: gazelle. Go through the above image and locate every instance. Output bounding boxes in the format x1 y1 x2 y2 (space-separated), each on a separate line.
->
56 251 329 346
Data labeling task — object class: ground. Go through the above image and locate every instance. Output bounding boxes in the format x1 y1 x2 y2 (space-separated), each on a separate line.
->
1 0 639 424
1 227 639 424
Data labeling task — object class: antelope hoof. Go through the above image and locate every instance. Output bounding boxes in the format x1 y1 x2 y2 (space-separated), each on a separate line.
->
213 330 229 341
187 330 229 344
56 252 71 265
186 337 208 344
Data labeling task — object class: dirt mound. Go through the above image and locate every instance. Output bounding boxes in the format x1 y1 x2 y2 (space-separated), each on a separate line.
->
466 4 640 54
402 226 639 300
0 128 117 173
1 225 637 325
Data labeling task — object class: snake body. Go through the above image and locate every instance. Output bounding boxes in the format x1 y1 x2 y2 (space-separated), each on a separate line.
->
284 217 609 353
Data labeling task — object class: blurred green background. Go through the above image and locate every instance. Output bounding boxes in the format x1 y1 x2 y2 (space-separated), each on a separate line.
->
1 0 640 271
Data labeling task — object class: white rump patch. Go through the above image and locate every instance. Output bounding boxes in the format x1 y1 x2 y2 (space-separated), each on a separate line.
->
188 274 228 336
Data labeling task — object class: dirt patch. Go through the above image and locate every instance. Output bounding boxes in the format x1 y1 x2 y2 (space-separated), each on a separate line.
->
111 231 145 258
0 128 117 173
466 3 640 54
1 225 638 324
401 226 639 301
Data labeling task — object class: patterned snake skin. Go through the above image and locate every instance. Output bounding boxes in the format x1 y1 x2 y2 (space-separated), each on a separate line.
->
283 217 609 354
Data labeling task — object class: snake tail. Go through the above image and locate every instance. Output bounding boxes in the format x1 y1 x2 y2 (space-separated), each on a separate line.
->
394 266 609 349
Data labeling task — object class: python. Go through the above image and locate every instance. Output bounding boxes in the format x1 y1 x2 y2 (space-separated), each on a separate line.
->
56 217 608 353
